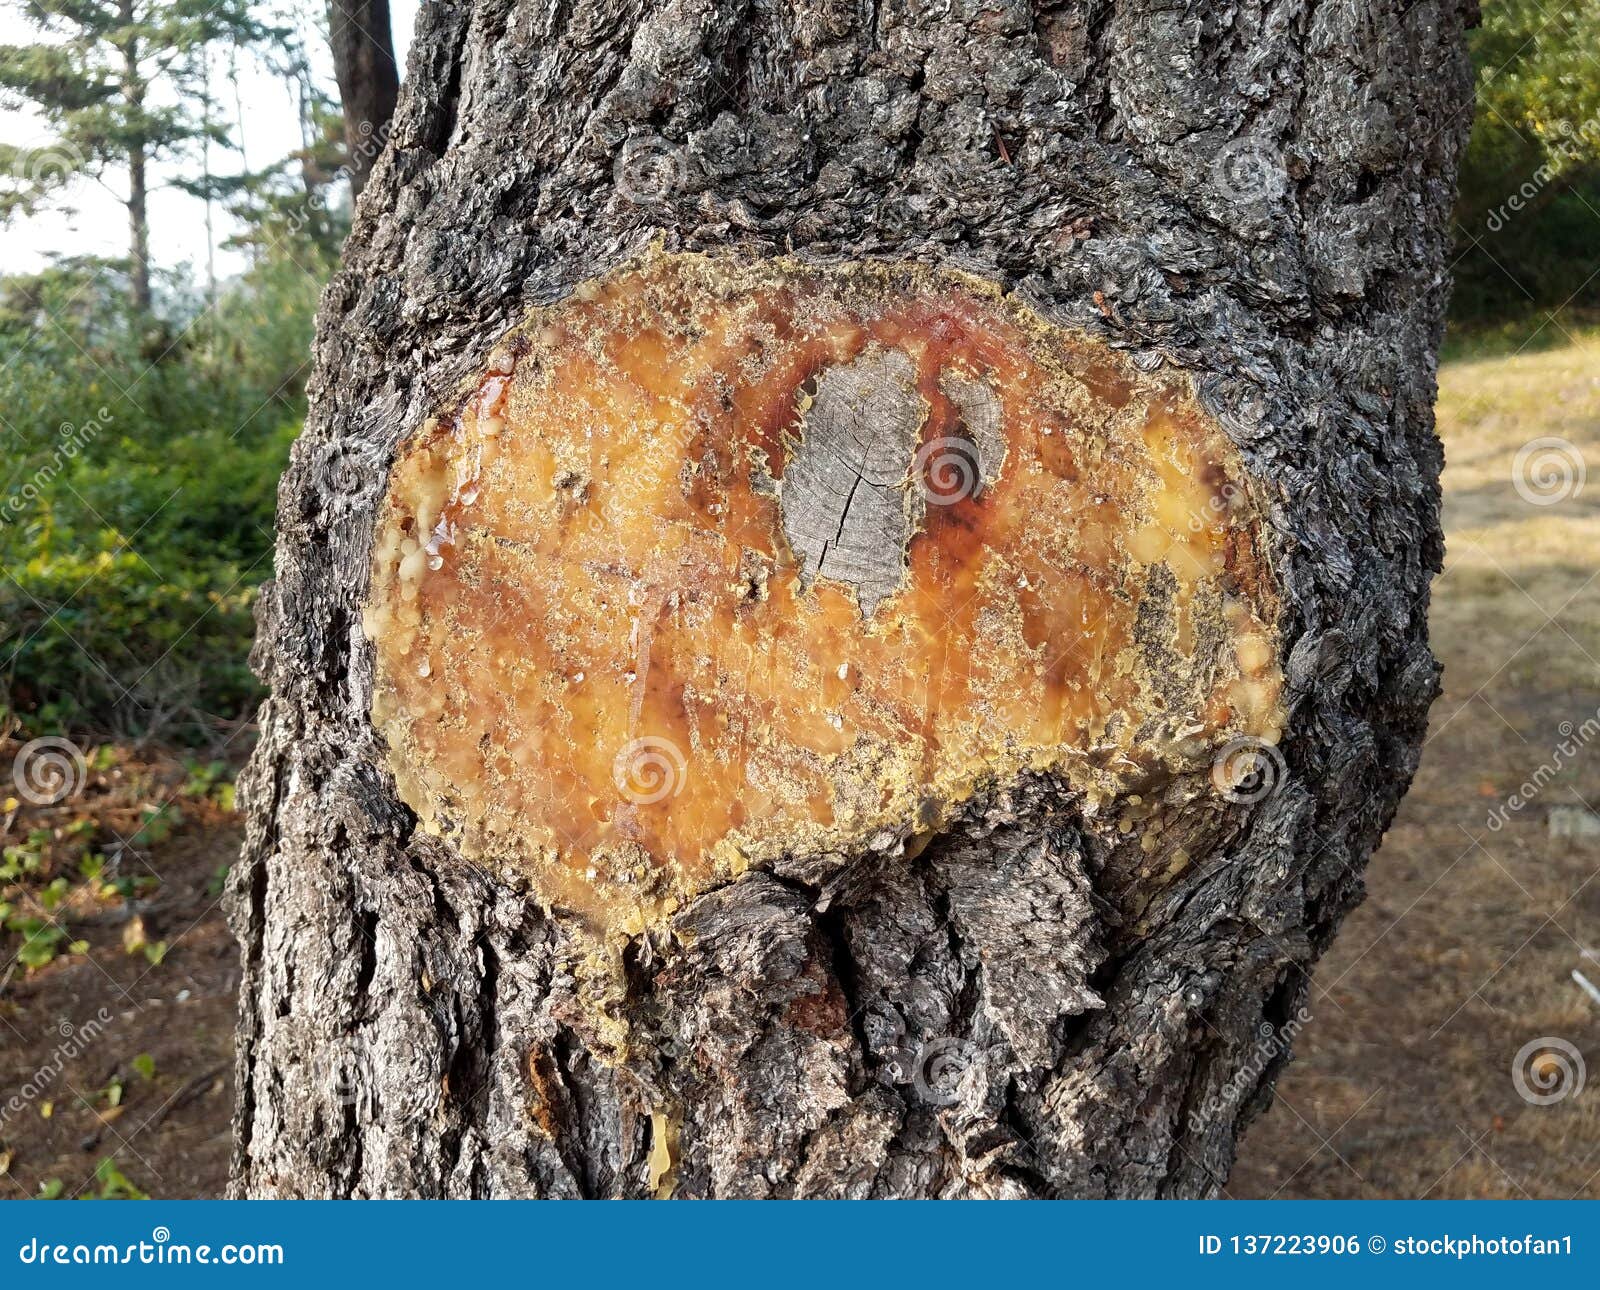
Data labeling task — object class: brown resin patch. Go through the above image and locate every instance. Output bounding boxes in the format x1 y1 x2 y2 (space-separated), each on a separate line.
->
363 252 1284 936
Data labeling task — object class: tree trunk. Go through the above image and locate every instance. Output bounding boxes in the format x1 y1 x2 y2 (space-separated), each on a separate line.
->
229 0 1475 1199
119 0 150 315
326 0 399 201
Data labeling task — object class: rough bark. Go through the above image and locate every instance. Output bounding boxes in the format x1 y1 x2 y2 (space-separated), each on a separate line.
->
326 0 400 200
229 0 1475 1198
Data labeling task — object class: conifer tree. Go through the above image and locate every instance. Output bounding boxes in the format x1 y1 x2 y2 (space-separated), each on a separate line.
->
0 0 276 313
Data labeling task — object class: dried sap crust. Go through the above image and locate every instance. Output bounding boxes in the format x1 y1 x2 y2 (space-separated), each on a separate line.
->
363 253 1284 934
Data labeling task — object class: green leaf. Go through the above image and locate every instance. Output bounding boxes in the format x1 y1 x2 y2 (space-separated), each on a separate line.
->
89 1158 147 1201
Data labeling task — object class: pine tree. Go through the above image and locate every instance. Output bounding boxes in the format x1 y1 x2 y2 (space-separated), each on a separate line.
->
0 0 279 314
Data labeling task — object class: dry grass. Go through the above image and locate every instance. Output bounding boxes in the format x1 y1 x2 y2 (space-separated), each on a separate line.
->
1231 330 1600 1199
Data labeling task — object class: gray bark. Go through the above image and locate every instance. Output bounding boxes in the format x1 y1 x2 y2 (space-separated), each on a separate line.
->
228 0 1475 1198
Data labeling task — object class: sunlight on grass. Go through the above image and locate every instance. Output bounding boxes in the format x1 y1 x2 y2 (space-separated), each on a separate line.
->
1433 328 1600 695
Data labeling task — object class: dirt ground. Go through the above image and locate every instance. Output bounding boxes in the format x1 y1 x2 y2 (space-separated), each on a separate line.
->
0 748 241 1199
1232 331 1600 1198
2 333 1597 1200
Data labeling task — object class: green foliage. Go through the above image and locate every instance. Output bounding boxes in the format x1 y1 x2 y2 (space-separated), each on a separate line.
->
0 781 158 972
219 98 354 265
0 252 317 744
182 757 236 808
0 2 279 217
5 913 70 969
131 803 182 847
38 1157 149 1200
2 544 267 742
1453 1 1600 324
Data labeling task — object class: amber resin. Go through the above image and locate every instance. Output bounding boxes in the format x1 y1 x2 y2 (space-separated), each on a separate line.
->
364 252 1284 935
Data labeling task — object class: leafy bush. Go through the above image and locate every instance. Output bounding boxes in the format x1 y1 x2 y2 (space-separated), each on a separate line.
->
1452 1 1600 325
0 545 264 743
0 254 322 745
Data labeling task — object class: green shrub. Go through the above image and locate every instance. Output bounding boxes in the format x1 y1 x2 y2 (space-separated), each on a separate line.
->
0 254 319 745
0 543 262 743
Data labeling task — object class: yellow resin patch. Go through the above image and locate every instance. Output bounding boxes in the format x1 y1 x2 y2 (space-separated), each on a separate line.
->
364 252 1283 935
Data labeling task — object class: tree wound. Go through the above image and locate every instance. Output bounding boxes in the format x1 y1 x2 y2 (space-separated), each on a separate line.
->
781 347 928 616
363 253 1285 937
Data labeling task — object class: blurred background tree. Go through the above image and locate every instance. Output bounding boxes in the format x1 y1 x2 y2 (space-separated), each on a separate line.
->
1452 0 1600 328
326 0 397 199
0 0 282 314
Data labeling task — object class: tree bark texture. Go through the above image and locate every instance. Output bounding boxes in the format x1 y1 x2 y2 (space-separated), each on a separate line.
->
229 0 1475 1198
327 0 400 200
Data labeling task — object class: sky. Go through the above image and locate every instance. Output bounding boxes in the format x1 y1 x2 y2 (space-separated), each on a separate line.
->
0 0 420 282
